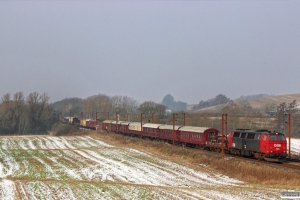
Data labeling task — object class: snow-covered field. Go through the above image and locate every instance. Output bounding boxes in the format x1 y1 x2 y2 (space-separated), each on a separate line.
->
290 138 300 156
0 135 292 199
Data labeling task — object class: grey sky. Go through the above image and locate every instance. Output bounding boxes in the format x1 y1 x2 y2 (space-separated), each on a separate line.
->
1 1 299 104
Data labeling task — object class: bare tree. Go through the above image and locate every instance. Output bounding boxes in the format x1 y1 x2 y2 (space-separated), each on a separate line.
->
1 93 11 102
138 101 167 123
82 94 112 119
104 95 138 120
12 92 25 133
26 92 53 133
0 93 12 133
0 92 25 134
51 97 83 117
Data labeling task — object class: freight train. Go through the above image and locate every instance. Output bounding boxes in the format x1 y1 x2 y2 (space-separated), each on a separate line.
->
61 116 287 162
62 117 99 130
101 120 287 162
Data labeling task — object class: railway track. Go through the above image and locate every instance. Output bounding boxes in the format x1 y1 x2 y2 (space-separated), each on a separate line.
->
281 162 300 171
169 142 300 172
286 158 300 162
197 148 300 172
282 158 300 171
106 131 300 172
234 156 300 172
195 149 300 172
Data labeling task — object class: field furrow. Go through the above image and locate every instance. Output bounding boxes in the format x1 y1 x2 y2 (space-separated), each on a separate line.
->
0 135 297 199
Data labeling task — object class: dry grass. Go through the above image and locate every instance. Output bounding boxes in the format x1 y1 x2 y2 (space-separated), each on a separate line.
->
94 130 300 187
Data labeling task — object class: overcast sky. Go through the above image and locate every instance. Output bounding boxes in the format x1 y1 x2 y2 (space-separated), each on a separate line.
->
1 1 299 104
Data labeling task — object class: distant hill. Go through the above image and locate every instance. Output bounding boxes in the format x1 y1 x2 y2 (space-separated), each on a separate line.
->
192 93 300 113
236 94 270 101
243 93 300 109
162 94 187 111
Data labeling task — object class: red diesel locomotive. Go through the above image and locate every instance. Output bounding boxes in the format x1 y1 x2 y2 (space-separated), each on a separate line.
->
227 129 287 162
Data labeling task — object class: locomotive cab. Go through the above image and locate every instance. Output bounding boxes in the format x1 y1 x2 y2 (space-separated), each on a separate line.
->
227 129 287 162
259 132 287 162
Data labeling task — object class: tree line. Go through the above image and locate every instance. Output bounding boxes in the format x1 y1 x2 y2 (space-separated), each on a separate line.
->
2 91 300 137
53 94 169 124
0 92 55 134
1 92 167 134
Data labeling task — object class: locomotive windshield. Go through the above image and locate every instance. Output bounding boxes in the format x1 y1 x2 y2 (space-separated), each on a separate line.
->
269 134 285 141
277 134 285 141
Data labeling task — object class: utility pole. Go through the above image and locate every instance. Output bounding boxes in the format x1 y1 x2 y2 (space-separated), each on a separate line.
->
225 113 228 139
96 112 98 125
69 111 72 124
107 112 111 131
152 113 154 123
140 113 143 139
221 114 224 156
173 113 175 145
60 112 63 122
116 113 118 134
287 114 291 158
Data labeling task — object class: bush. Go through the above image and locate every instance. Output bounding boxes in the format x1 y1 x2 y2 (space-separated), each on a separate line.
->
50 123 78 136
